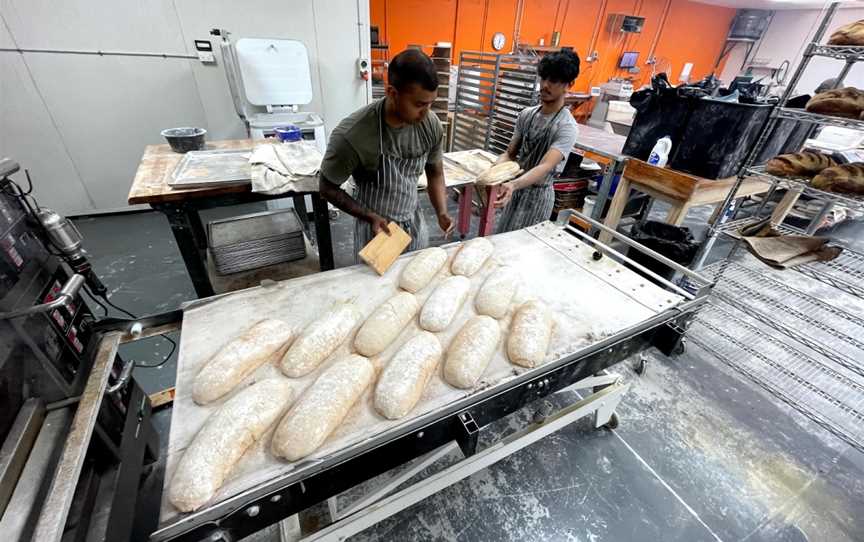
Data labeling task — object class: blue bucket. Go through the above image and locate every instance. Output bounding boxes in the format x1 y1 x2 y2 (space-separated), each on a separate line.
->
275 125 302 142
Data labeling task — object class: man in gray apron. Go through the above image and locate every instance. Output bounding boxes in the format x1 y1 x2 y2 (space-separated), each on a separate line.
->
493 49 581 233
319 49 453 259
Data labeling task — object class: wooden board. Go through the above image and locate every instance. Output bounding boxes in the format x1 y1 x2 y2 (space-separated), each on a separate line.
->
358 222 412 275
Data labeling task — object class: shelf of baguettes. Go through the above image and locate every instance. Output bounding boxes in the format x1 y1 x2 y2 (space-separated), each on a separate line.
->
747 165 864 212
774 107 864 130
809 43 864 61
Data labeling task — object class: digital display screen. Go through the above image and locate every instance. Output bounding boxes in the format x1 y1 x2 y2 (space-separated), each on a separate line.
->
619 51 639 69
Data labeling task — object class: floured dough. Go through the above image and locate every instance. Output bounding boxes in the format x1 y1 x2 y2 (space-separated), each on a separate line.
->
419 275 471 332
508 301 553 367
192 319 295 405
169 379 294 512
272 354 374 461
451 237 494 276
399 247 448 292
280 304 361 377
374 332 443 419
354 292 419 356
444 315 500 388
474 268 518 319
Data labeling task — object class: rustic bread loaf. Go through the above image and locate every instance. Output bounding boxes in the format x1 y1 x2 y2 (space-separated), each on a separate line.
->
811 162 864 194
764 152 836 178
399 247 448 293
828 20 864 46
806 87 864 119
443 315 500 389
451 237 494 277
507 301 554 368
374 332 442 419
354 292 419 356
280 304 361 378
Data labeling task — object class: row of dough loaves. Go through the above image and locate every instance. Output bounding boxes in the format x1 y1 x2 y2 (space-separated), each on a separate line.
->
171 237 551 512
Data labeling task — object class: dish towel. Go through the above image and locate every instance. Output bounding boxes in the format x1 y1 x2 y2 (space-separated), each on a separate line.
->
249 141 323 195
740 218 843 268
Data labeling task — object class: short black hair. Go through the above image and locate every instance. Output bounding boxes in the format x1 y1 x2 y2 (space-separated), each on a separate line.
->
538 49 580 84
388 49 439 92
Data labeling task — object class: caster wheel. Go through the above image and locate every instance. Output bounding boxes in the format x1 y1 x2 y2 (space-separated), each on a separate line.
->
635 355 647 376
672 338 687 356
602 412 619 430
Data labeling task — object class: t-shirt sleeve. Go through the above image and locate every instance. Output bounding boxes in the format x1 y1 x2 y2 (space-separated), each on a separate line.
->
319 132 360 184
426 115 444 164
549 117 579 160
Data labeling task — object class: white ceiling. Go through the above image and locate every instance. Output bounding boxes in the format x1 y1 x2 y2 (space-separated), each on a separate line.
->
693 0 862 9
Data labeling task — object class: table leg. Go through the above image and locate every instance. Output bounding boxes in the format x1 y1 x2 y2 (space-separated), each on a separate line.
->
592 159 620 221
598 177 631 245
154 203 215 298
665 202 691 226
312 193 335 271
477 185 498 237
457 185 474 239
292 194 309 230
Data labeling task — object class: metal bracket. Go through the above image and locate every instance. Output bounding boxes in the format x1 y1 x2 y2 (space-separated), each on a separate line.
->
454 412 480 457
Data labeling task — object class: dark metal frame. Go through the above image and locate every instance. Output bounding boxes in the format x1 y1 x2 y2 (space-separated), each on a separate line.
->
152 191 334 299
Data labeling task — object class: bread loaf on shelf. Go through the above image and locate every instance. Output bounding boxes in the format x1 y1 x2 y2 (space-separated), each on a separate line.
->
764 151 836 178
811 162 864 195
805 87 864 119
828 20 864 46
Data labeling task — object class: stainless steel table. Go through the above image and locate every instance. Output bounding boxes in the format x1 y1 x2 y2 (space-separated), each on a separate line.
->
573 124 628 221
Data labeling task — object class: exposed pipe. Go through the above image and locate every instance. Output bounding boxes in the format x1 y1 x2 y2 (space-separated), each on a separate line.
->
512 0 526 53
0 46 197 59
586 0 608 61
646 0 672 64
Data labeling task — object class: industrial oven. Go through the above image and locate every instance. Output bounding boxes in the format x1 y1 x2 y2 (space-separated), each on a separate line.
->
0 158 159 541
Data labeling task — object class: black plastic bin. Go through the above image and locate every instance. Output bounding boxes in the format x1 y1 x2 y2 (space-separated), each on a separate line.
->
624 95 773 179
627 221 699 281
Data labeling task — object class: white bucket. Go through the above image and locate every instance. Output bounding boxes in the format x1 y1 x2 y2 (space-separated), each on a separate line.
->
582 195 596 218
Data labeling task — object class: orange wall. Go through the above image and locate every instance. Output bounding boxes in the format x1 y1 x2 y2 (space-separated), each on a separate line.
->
370 0 736 93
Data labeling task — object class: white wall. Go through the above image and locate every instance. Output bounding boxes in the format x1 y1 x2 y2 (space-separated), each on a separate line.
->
721 5 864 94
0 0 371 215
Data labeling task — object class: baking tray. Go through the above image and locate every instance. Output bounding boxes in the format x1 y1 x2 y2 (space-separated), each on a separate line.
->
169 149 253 188
207 209 304 249
156 222 694 536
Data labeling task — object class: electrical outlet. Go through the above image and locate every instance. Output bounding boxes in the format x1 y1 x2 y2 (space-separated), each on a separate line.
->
590 86 602 96
586 51 599 62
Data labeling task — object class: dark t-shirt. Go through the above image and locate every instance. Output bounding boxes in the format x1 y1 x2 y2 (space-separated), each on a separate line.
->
319 99 443 185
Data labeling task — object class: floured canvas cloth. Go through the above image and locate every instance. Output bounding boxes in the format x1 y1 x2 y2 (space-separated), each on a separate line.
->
249 142 322 195
740 218 843 268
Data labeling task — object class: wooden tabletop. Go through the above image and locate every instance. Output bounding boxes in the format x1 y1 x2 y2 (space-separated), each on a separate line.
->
127 139 280 205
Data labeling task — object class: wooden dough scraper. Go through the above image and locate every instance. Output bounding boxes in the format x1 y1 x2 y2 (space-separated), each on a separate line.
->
358 221 412 275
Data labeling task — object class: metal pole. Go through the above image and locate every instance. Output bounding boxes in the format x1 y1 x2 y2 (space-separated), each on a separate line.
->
0 46 197 60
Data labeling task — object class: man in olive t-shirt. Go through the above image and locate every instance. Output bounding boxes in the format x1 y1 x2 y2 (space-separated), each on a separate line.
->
319 50 454 257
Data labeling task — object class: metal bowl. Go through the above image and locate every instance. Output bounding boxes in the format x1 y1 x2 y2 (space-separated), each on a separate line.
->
161 127 207 153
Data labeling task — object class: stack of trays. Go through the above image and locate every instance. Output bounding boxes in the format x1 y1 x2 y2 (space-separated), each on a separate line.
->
208 209 306 275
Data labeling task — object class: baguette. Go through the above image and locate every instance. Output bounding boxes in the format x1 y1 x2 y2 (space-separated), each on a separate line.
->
169 379 294 512
806 87 864 119
280 304 361 377
399 247 448 293
811 162 864 195
272 354 374 461
451 237 494 277
828 20 864 46
443 315 500 389
507 301 554 368
374 332 443 419
419 275 470 332
764 151 836 178
192 319 295 405
475 267 519 319
354 292 419 356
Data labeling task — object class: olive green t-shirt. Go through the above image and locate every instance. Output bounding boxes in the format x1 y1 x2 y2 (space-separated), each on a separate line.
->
319 99 444 185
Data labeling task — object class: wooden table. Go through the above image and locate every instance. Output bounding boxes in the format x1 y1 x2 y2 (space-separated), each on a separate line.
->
572 123 628 222
599 159 771 245
127 139 334 298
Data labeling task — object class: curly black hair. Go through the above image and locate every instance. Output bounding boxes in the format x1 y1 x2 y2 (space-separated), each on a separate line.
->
538 49 581 84
389 49 439 92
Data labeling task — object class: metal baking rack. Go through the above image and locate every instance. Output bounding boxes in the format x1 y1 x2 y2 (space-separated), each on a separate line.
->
450 51 538 154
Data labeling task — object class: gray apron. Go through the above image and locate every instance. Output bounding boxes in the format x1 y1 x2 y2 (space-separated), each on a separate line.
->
495 106 565 234
353 103 430 259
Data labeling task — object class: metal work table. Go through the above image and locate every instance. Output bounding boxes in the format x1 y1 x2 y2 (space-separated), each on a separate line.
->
572 123 628 221
145 216 711 542
127 139 334 299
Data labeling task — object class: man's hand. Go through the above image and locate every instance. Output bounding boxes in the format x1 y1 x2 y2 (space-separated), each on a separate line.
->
437 213 454 239
494 182 516 208
367 213 391 235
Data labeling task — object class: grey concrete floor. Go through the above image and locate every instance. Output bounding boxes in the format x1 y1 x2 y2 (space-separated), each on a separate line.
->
72 192 864 542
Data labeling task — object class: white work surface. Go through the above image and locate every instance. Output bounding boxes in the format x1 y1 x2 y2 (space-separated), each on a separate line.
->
159 222 683 525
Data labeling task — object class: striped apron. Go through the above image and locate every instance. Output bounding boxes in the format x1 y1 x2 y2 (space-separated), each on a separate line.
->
495 106 566 234
353 104 431 259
